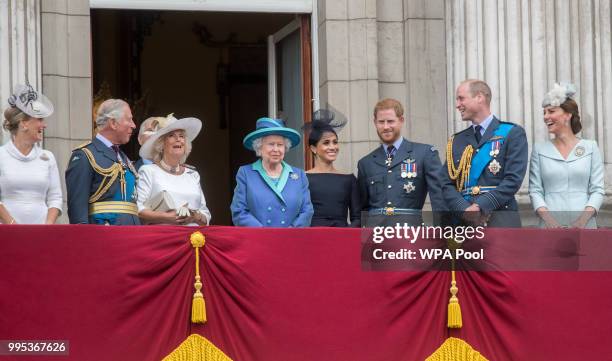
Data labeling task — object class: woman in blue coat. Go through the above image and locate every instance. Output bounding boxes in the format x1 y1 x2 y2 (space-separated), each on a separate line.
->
231 118 313 227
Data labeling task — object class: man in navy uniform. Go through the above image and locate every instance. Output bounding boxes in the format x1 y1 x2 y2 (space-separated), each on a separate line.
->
66 99 140 225
441 79 528 227
357 98 445 223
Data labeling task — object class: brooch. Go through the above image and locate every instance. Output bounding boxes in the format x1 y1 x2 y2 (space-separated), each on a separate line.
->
290 173 299 180
575 146 585 157
403 182 415 194
488 159 502 175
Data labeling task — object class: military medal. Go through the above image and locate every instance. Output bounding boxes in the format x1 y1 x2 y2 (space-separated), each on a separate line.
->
403 182 415 194
401 159 417 178
575 146 585 157
385 156 392 167
400 162 408 178
489 139 501 157
488 159 502 175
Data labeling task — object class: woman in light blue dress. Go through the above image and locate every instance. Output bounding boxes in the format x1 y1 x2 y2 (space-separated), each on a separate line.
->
529 83 605 228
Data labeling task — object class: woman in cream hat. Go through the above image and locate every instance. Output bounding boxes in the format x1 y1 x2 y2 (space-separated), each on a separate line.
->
231 117 313 227
0 83 62 224
136 114 211 225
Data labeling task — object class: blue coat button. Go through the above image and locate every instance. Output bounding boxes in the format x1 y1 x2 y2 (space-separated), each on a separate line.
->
267 206 272 211
267 219 271 224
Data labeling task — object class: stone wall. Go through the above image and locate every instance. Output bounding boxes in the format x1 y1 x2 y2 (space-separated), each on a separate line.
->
41 0 92 222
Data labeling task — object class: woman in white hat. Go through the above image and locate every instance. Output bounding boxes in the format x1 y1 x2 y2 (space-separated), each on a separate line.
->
529 83 604 228
0 83 62 224
231 117 313 227
136 114 211 225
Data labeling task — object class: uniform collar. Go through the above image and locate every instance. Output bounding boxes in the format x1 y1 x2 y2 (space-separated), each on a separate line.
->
382 137 403 153
472 113 495 134
96 133 114 148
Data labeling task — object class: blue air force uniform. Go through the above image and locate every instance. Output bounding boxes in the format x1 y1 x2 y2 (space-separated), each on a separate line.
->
441 117 528 227
357 138 446 216
66 135 140 225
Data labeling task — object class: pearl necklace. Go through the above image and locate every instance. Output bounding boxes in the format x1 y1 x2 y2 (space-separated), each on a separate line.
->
160 159 181 175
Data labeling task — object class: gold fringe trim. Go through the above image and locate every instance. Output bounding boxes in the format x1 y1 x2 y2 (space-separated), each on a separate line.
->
162 334 233 361
425 337 489 361
190 231 207 324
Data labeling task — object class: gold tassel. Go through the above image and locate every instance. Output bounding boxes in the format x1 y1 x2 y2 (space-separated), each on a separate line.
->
447 238 462 328
190 231 207 324
448 270 462 328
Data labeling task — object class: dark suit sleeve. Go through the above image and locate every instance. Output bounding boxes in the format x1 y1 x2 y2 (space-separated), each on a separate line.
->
424 147 446 211
65 149 92 224
357 159 369 211
475 125 528 213
440 143 472 212
349 175 361 227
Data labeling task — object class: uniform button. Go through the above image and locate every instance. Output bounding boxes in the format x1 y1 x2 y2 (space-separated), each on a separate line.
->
388 185 392 189
267 219 271 224
281 220 286 225
267 206 272 211
388 170 392 173
281 208 286 212
371 181 375 184
387 201 392 205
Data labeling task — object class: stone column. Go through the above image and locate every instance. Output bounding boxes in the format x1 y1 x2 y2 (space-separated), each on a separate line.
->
317 0 380 174
41 0 92 223
0 0 42 145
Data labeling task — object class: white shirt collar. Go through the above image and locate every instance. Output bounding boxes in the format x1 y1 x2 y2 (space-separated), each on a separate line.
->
96 133 114 148
472 114 495 134
382 137 403 153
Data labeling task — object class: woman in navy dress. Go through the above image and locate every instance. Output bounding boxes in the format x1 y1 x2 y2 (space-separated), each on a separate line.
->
304 110 361 227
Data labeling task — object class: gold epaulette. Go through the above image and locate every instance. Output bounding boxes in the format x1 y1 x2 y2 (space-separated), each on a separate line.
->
72 140 92 151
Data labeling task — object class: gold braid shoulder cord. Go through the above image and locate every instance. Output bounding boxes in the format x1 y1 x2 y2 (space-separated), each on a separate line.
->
80 148 126 203
446 136 474 192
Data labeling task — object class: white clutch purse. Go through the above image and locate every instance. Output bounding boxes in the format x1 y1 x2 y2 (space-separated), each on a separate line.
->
144 191 176 212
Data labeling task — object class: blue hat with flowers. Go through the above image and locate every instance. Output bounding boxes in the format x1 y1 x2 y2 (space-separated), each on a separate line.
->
242 117 301 150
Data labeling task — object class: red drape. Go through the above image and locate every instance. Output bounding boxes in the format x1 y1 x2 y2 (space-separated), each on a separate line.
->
1 226 611 360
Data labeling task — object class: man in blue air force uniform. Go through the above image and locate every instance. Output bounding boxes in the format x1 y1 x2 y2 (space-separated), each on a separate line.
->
441 79 528 227
65 99 140 225
357 98 445 224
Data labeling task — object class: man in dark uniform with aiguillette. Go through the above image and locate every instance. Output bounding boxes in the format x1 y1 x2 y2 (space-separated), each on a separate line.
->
66 99 140 225
357 98 445 225
441 79 528 227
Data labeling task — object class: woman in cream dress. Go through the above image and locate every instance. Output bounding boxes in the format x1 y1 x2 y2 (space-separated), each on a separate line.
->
136 114 211 226
529 83 604 228
0 84 62 224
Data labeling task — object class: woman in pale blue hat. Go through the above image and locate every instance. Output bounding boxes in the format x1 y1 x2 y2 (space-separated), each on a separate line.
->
231 117 313 227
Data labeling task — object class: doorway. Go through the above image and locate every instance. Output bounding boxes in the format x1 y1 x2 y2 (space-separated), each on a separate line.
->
91 10 311 225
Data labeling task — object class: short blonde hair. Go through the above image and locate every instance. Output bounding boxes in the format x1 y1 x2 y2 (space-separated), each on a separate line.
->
462 79 492 105
151 132 193 164
373 98 404 118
